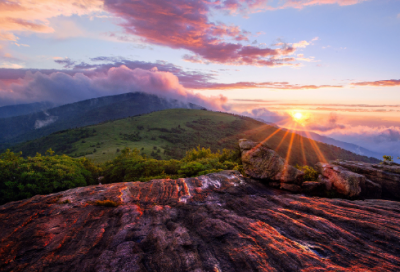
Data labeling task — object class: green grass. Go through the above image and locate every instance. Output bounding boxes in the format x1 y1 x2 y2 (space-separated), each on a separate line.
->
10 109 239 163
9 109 380 166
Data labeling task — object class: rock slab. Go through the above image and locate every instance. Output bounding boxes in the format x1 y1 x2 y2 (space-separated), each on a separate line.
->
1 171 400 271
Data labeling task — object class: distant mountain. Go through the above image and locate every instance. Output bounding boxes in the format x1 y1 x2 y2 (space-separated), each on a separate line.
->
0 102 55 119
0 92 205 148
295 130 382 160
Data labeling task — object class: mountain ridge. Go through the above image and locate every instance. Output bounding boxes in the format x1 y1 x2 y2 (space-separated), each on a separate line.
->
0 101 55 119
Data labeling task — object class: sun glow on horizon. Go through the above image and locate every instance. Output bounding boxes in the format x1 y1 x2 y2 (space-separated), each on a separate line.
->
294 112 303 120
290 111 309 125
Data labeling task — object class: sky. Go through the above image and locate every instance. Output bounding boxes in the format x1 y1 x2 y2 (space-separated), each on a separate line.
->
0 0 399 158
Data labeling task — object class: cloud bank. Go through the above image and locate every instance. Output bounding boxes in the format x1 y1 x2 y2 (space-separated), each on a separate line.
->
325 126 400 160
0 65 227 110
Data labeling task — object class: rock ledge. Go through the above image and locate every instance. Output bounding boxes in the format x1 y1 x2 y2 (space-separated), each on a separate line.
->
1 171 400 271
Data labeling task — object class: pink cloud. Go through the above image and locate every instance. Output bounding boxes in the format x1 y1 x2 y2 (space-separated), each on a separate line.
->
104 0 300 67
189 81 343 90
277 0 367 9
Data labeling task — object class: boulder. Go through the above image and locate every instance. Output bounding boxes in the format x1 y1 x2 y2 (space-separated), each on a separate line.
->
315 162 365 198
239 139 304 184
332 161 400 200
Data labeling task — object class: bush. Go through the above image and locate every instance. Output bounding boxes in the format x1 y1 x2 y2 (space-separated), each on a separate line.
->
102 146 241 183
296 165 319 181
0 146 242 205
383 155 393 162
0 149 100 205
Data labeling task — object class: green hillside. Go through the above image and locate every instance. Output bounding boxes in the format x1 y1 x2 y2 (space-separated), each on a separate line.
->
0 92 203 148
8 109 380 166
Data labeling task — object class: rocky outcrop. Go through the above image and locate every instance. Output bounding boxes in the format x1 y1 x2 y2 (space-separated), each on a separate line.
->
239 139 304 184
332 160 400 200
315 162 383 199
238 139 400 199
1 171 400 271
315 162 365 198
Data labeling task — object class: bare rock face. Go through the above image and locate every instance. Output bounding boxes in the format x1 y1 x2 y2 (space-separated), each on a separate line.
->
332 160 400 200
1 170 400 271
239 139 304 184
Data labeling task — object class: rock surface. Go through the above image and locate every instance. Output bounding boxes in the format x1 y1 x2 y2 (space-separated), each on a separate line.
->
1 170 400 271
239 139 304 183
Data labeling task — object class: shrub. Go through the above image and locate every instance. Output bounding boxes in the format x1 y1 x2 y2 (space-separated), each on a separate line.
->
0 146 242 205
102 146 240 183
0 150 100 205
383 155 393 162
296 165 319 181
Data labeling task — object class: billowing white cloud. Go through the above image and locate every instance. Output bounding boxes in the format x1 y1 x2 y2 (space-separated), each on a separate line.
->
0 65 227 110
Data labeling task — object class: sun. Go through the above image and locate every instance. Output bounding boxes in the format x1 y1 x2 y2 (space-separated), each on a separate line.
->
294 112 303 120
290 111 309 125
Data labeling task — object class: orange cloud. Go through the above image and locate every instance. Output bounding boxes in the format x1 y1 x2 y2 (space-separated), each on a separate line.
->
352 79 400 87
104 0 314 67
0 0 103 39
